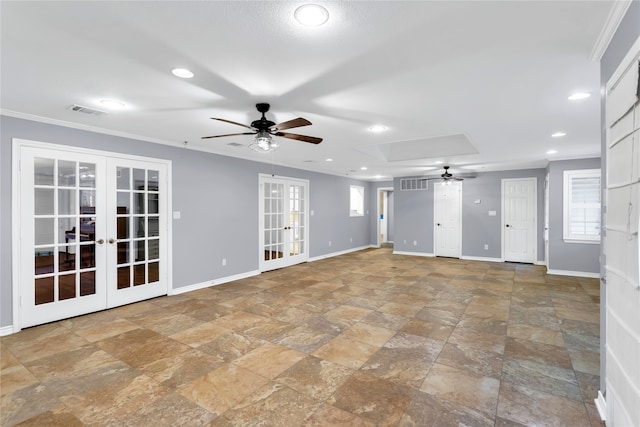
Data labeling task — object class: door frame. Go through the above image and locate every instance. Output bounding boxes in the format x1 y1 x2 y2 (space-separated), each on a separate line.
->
433 180 462 258
11 138 173 332
501 177 537 263
258 174 310 272
376 187 393 247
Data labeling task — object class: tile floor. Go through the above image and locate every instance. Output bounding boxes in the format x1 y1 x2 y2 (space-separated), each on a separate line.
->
1 248 603 426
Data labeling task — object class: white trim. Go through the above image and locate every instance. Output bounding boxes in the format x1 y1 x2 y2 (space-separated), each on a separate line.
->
595 391 606 422
169 270 261 296
606 35 640 92
2 109 182 148
546 269 600 278
349 185 365 217
0 325 16 337
460 255 503 263
392 251 435 257
534 260 546 266
11 140 22 331
308 245 375 262
590 0 633 61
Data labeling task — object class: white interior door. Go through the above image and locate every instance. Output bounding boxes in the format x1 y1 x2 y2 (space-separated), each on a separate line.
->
17 142 169 328
434 181 461 258
544 173 550 269
259 175 309 272
503 177 537 263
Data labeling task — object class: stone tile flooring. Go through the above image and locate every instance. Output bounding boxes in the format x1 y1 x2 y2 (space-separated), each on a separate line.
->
1 248 604 426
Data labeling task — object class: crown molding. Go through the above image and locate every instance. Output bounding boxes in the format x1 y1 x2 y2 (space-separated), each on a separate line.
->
590 0 633 61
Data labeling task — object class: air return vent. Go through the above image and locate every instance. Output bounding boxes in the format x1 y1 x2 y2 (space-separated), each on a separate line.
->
400 178 428 191
68 104 107 116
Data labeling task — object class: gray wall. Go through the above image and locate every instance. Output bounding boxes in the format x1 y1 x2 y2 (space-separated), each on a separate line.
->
393 169 546 261
0 115 371 327
547 158 601 274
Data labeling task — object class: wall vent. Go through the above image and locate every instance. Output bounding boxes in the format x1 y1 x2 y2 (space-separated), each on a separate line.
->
226 142 244 147
400 178 429 191
68 104 107 116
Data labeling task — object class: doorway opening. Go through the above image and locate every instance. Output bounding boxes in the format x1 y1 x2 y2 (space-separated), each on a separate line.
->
377 187 394 248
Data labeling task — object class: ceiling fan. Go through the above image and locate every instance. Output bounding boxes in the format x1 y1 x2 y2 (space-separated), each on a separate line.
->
202 103 322 153
425 166 475 185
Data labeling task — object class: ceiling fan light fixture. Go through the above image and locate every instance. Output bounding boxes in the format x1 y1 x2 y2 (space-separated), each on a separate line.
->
294 4 329 26
249 131 279 153
368 125 387 133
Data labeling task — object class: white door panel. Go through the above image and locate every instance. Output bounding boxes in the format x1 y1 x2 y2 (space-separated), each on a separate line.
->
503 178 536 263
434 181 461 258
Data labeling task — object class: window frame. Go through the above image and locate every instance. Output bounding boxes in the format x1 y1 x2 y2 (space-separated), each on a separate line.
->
562 168 601 244
349 185 364 217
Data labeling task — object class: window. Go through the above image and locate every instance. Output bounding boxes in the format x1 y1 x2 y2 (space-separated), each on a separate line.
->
350 185 364 217
563 169 601 243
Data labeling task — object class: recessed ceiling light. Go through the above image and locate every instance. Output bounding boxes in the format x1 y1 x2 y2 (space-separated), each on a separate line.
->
294 4 329 26
547 150 558 154
368 125 387 133
551 132 566 138
325 158 333 162
375 175 383 179
568 92 591 101
360 166 368 170
99 99 126 109
435 161 444 165
172 68 194 78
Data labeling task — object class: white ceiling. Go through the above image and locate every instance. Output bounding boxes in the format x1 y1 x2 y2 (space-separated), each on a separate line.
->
1 1 614 180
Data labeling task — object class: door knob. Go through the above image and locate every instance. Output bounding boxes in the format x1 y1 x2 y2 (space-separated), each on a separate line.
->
506 224 510 228
96 239 105 245
437 223 441 226
108 238 115 244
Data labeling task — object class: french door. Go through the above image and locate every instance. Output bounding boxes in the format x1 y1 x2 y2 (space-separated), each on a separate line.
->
434 181 462 258
259 175 309 272
16 142 170 328
502 178 537 263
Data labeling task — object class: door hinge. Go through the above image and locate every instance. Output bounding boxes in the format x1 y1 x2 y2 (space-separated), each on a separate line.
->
601 276 606 285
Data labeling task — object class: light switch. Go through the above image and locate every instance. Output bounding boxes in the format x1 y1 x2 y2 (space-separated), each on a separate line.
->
173 211 181 219
488 211 496 216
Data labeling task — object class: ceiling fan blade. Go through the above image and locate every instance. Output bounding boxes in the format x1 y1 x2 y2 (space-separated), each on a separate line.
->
210 117 254 130
271 117 312 131
453 177 464 181
274 132 323 144
201 132 256 139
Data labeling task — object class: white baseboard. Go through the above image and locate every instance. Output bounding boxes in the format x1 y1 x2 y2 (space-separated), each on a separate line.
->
0 325 16 337
546 269 600 278
169 270 261 296
308 245 375 262
595 391 606 422
460 255 503 263
392 251 435 257
534 260 546 266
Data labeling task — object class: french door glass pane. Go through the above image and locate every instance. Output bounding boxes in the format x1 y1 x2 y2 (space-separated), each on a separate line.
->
33 157 98 306
115 165 161 289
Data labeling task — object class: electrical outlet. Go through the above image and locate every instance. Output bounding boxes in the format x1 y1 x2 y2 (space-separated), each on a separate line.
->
413 240 417 246
222 258 227 266
484 244 488 250
404 240 407 244
350 237 353 243
329 241 332 247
